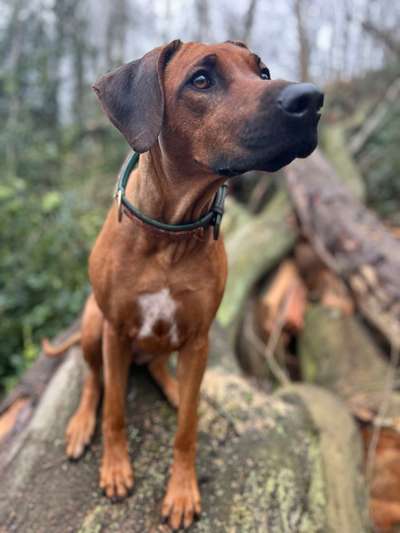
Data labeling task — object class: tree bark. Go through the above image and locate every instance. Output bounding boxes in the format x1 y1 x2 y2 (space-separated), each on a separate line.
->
285 149 400 350
241 0 259 43
293 0 310 81
194 0 210 42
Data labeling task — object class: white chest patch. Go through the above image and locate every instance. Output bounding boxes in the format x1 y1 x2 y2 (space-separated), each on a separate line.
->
137 288 179 344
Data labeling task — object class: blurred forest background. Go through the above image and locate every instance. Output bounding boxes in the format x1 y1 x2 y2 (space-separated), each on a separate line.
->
1 0 399 392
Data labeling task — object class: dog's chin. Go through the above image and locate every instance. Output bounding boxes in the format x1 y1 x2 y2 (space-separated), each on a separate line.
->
259 151 297 172
257 138 317 172
215 136 318 177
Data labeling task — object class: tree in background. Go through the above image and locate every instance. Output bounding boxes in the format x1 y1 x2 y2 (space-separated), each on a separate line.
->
0 0 398 391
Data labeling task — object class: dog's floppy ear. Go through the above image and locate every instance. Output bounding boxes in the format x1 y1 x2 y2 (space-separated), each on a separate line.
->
92 40 181 153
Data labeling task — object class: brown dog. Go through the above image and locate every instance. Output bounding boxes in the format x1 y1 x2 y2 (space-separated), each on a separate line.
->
44 40 322 529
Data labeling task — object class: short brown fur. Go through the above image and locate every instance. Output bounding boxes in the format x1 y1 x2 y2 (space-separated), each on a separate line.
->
44 40 321 530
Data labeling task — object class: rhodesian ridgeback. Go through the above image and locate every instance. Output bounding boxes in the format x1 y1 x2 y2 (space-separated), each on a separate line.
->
43 39 323 529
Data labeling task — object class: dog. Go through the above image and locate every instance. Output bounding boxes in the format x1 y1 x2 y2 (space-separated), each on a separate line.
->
43 40 323 530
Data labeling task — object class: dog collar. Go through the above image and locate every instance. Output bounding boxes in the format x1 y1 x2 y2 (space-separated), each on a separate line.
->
114 151 228 240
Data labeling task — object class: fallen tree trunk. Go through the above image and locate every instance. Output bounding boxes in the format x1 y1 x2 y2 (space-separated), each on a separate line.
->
285 149 400 350
300 304 400 425
0 324 370 532
218 188 297 335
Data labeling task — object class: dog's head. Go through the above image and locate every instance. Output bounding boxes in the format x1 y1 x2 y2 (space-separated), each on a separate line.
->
93 40 323 176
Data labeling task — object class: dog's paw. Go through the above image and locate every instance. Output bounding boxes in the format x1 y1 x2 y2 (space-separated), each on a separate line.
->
100 450 134 501
161 469 201 530
65 410 96 460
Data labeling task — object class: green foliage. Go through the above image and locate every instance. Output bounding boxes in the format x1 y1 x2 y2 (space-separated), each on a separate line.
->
0 50 124 390
0 175 88 389
0 113 127 392
0 1 129 392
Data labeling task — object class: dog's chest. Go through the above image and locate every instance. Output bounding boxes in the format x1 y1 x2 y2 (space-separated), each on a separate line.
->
136 288 179 345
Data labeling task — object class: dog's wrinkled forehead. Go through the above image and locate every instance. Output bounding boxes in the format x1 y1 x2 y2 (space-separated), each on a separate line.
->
163 41 261 89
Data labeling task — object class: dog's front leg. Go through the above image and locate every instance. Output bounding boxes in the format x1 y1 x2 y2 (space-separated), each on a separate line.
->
161 335 208 530
100 321 134 500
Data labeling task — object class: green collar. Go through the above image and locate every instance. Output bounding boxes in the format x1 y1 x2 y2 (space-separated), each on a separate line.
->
115 151 227 240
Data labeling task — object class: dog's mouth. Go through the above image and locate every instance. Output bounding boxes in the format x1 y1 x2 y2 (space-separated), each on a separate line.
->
262 136 318 171
216 136 318 177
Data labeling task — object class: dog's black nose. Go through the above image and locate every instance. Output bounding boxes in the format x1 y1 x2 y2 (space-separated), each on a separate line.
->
278 83 324 116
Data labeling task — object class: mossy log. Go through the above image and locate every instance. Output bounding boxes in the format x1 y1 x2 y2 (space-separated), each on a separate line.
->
300 304 400 424
321 125 365 200
218 188 297 336
285 149 400 350
0 324 370 532
220 196 253 237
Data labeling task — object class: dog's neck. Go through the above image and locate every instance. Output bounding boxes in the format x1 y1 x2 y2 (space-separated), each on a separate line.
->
125 145 225 228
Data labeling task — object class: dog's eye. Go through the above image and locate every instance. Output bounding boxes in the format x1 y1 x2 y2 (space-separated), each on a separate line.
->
260 68 271 80
191 71 212 90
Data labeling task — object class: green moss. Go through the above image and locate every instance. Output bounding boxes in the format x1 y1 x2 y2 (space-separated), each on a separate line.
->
321 125 365 200
78 506 107 533
218 189 296 328
1 363 368 532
